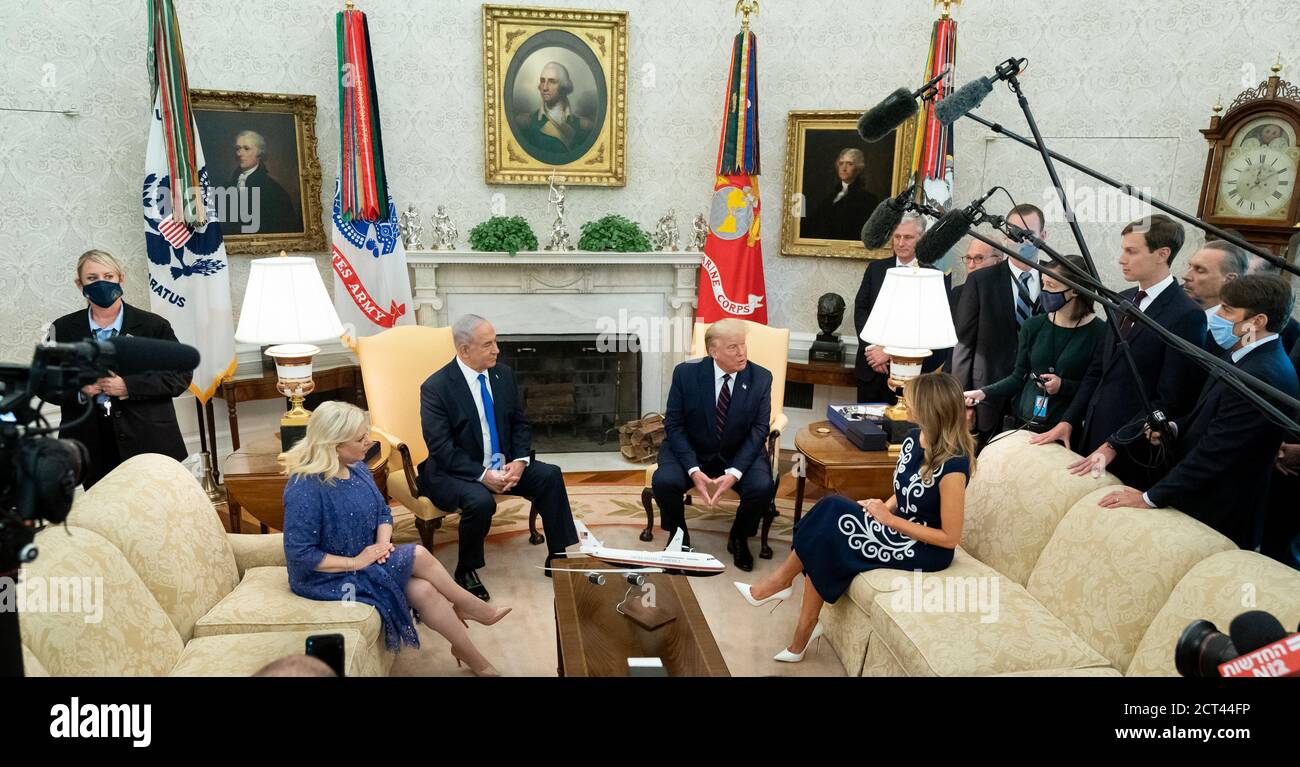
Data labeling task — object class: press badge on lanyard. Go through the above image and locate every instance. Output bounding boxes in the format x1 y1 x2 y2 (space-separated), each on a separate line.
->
1033 394 1049 419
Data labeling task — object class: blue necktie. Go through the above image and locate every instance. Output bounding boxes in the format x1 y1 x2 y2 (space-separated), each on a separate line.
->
477 373 502 469
93 327 118 405
1014 271 1035 327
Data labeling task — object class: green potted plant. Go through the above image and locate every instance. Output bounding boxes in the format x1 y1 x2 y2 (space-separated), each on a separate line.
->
577 214 652 252
467 215 539 255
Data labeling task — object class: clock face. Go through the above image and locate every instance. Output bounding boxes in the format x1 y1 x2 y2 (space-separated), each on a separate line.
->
1215 116 1300 220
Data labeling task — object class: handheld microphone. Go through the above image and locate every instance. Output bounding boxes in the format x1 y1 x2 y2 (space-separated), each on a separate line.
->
857 65 953 143
913 187 1001 265
860 182 916 249
35 336 201 377
1229 611 1289 654
935 57 1028 126
1218 630 1300 678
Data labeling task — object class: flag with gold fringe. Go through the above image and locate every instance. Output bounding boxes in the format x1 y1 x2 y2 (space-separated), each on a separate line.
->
142 0 236 403
697 17 767 324
912 8 958 272
331 4 413 340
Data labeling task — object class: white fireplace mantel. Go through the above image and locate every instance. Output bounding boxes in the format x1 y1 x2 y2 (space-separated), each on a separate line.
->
405 249 702 411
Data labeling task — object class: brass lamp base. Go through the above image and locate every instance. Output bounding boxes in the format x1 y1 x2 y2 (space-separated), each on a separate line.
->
266 344 319 453
883 350 930 422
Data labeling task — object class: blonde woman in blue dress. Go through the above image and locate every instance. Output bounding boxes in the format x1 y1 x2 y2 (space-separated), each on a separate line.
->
735 373 976 662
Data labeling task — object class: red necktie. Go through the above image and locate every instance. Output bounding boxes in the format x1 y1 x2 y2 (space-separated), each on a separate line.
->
1120 290 1148 338
715 374 731 439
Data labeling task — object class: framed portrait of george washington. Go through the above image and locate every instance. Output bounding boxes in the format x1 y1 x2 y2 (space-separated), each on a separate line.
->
780 110 917 259
190 89 325 255
483 4 628 186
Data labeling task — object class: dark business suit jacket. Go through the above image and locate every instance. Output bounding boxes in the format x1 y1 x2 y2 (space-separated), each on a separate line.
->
657 358 772 475
854 257 951 398
52 302 190 465
1145 337 1300 549
1060 281 1207 455
417 360 531 506
953 259 1027 432
805 181 880 241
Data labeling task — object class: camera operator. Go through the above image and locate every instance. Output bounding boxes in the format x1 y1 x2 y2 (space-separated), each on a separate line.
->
1098 275 1300 549
49 249 191 489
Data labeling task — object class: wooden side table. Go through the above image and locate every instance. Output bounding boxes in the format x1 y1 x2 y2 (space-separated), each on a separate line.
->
786 360 857 388
792 420 899 527
223 434 389 533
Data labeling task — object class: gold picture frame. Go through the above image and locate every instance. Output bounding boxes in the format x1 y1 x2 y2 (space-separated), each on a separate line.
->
482 4 628 186
780 110 917 259
190 89 326 255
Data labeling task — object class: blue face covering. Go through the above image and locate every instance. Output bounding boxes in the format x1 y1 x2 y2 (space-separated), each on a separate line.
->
1207 311 1240 350
83 280 123 309
1040 289 1069 313
1018 242 1039 264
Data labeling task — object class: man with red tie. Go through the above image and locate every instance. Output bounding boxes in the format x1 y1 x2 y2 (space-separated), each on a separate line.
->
651 319 776 571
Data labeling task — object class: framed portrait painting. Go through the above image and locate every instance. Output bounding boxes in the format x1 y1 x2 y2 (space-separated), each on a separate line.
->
482 4 628 186
780 110 917 259
190 89 325 254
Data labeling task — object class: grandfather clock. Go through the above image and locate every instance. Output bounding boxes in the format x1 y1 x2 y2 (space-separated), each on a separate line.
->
1197 57 1300 260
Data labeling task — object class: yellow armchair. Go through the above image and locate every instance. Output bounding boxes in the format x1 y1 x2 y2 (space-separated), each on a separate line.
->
356 325 542 551
639 320 790 558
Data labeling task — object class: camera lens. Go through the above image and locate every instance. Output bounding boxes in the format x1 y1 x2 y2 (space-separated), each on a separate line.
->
1175 619 1237 677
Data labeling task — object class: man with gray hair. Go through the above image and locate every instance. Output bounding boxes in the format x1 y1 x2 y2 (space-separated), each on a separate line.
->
804 147 880 241
514 61 593 162
416 314 579 600
651 318 776 571
228 129 296 234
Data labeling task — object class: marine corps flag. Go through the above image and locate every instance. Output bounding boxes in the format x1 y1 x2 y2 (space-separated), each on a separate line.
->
697 16 767 324
331 4 413 341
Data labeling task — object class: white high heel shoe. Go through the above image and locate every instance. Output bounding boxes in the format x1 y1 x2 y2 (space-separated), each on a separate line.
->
734 581 793 608
774 622 824 663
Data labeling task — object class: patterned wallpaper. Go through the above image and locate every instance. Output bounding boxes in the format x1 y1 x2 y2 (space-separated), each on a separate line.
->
3 0 1298 371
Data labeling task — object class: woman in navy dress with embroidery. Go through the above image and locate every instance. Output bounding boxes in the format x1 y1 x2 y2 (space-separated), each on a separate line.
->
281 401 511 676
735 373 975 662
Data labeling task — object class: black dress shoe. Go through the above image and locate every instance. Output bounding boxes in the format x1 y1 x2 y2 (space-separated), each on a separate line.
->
455 568 491 601
731 537 754 572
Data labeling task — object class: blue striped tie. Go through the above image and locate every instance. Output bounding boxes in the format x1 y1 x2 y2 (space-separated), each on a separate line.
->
477 373 502 469
1014 271 1035 327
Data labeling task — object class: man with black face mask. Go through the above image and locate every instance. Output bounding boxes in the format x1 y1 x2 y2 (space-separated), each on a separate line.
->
49 249 192 488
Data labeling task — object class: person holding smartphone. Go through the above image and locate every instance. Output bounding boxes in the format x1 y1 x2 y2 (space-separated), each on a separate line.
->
963 254 1105 434
281 401 512 676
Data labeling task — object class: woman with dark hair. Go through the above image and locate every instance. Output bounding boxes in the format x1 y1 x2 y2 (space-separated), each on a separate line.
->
734 372 975 662
964 254 1106 432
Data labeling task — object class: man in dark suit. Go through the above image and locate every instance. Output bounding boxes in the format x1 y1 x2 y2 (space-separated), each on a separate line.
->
230 130 297 235
803 149 880 241
952 204 1048 443
52 249 191 489
651 319 775 571
1262 338 1300 566
949 238 1004 387
1099 275 1300 549
854 214 951 404
417 314 579 600
1036 214 1207 490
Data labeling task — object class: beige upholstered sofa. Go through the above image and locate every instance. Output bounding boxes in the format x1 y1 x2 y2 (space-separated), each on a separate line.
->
820 430 1300 677
19 454 395 677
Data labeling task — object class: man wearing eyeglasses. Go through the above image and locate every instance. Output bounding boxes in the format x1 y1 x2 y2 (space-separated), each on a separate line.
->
949 239 1003 399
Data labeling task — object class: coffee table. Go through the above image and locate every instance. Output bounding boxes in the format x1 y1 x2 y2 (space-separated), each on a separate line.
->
552 555 729 677
792 420 900 526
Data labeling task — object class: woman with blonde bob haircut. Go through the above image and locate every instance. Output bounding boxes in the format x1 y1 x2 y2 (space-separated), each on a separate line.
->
734 372 976 662
281 401 511 676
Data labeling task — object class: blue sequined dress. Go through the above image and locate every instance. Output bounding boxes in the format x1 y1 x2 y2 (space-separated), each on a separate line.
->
283 461 420 650
793 429 969 603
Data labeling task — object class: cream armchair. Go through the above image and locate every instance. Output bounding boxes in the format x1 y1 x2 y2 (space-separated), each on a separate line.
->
356 325 542 551
640 320 790 558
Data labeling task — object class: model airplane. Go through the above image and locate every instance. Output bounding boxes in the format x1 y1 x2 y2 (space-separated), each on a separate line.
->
543 519 727 579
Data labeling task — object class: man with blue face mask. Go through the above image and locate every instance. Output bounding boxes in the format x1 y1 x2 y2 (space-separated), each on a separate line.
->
1098 275 1300 550
49 249 191 489
953 203 1047 446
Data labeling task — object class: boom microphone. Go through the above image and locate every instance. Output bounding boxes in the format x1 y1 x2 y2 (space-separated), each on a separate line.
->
35 336 201 377
858 65 952 143
913 187 1001 265
935 57 1028 126
860 183 916 249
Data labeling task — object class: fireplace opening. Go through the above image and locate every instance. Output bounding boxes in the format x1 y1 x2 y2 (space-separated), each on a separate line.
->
496 334 641 453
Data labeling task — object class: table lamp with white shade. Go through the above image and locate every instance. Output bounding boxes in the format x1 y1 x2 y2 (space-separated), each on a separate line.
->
235 253 345 451
860 263 958 424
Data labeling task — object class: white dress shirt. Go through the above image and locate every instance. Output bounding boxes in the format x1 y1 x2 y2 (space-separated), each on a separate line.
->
689 361 744 481
237 164 260 189
1135 273 1175 311
1008 261 1041 305
833 181 851 203
456 356 528 482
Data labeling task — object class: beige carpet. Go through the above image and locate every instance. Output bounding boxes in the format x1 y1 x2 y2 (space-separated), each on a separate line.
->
385 486 846 677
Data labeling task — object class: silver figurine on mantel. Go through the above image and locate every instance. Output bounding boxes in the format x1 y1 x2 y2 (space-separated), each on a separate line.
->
399 203 425 250
545 172 574 251
431 205 458 250
688 212 708 251
653 209 680 252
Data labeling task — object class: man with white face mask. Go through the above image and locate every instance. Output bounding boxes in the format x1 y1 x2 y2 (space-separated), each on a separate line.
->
953 203 1048 445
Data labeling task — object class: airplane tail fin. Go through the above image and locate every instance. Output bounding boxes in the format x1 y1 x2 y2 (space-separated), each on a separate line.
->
574 518 601 551
665 527 685 553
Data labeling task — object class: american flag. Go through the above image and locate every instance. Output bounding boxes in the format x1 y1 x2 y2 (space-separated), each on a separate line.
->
158 214 192 249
